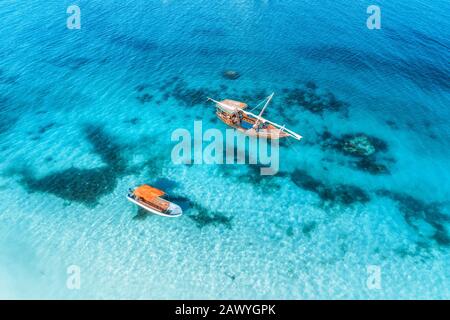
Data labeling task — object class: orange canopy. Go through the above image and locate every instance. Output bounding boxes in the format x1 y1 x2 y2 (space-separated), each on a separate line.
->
134 185 165 201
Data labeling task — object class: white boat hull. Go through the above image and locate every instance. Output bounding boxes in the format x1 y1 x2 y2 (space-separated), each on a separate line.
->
127 195 182 218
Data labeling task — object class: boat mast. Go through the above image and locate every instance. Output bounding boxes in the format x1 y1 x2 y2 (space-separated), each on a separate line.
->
253 92 274 129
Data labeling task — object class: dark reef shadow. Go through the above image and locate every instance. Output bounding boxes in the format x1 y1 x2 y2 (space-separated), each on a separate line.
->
290 169 370 207
319 130 392 175
12 124 129 206
281 81 349 118
377 190 450 248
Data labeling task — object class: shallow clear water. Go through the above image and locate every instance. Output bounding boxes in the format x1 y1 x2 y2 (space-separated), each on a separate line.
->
0 0 449 299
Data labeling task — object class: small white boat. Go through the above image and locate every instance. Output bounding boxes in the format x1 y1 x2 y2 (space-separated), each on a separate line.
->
127 184 182 218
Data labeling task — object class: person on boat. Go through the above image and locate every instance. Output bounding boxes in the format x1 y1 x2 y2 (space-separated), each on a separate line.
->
231 113 240 125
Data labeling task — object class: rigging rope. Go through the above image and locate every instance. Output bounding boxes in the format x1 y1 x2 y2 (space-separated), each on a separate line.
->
247 95 269 112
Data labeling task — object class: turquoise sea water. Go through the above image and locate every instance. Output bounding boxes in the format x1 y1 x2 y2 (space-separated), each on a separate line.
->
0 0 449 299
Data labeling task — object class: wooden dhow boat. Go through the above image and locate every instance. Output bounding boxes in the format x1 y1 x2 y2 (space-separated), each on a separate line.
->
207 92 302 140
127 184 182 217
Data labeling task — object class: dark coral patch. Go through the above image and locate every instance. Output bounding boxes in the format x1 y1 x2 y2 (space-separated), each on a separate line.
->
136 93 153 104
377 190 450 248
282 83 349 116
286 226 294 237
336 133 387 157
305 80 318 91
354 158 390 175
173 87 205 106
83 124 127 171
15 125 128 206
222 70 240 80
189 207 232 229
170 80 221 107
291 169 322 193
394 241 432 260
155 78 226 108
124 117 140 125
38 122 57 134
210 116 218 123
291 169 370 206
162 92 170 101
433 228 450 246
156 77 277 115
321 183 370 206
18 167 118 205
158 77 180 92
320 131 391 175
135 84 149 92
385 120 399 130
302 221 317 237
